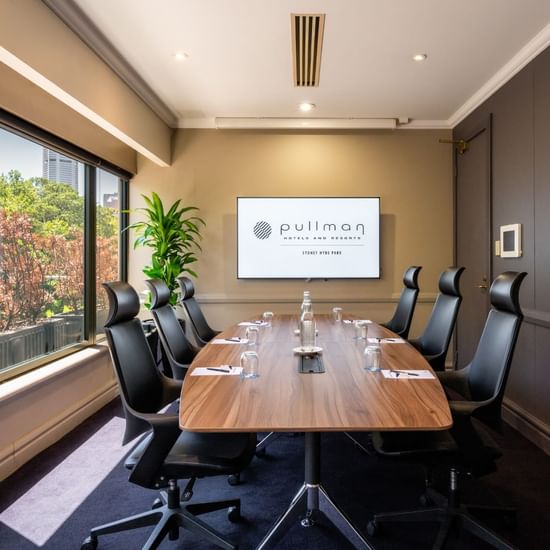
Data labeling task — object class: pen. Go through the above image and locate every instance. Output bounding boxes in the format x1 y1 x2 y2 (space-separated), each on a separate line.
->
206 367 231 373
392 370 420 377
225 337 241 342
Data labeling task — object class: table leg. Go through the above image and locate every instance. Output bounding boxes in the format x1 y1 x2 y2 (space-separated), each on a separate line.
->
256 433 373 549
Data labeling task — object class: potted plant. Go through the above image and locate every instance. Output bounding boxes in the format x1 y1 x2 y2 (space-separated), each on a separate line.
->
127 192 205 307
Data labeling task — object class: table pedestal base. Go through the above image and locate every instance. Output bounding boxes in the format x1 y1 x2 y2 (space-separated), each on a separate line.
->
256 433 373 549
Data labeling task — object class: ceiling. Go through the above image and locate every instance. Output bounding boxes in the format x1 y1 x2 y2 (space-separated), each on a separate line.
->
70 0 550 128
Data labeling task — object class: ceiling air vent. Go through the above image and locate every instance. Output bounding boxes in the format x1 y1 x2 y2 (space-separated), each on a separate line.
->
291 13 325 87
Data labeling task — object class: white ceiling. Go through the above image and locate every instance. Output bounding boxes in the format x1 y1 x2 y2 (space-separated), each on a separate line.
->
72 0 550 128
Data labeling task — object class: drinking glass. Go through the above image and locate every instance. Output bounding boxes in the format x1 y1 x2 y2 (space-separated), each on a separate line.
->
332 307 343 322
364 345 382 372
262 311 274 327
240 350 259 379
354 320 369 340
245 326 260 346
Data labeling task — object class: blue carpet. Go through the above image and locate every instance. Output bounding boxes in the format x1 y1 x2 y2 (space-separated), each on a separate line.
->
1 398 549 549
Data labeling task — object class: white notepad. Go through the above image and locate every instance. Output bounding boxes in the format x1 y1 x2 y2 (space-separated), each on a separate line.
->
343 319 373 324
211 338 249 345
191 366 243 376
382 369 434 379
368 337 406 344
238 321 268 327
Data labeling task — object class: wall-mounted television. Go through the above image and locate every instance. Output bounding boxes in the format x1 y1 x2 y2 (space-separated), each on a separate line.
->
237 197 380 279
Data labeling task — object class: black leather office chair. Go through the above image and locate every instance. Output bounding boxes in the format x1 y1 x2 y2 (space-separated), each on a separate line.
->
177 276 220 347
380 266 422 339
82 282 256 550
367 271 527 550
146 278 244 485
145 279 199 381
408 266 465 371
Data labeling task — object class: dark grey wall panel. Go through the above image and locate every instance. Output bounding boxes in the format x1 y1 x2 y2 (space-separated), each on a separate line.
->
534 47 550 314
490 68 535 310
454 46 550 444
535 326 550 427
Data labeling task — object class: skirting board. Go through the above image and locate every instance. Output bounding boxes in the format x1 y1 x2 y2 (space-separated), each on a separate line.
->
0 382 118 481
503 398 550 456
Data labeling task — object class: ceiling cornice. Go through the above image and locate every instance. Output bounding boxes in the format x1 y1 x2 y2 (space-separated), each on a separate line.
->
41 0 178 128
179 117 452 130
448 21 550 128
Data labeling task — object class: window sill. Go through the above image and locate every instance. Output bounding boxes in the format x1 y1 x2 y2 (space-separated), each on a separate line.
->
0 344 109 404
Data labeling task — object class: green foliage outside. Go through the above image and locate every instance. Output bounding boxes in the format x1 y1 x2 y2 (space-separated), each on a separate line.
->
0 170 119 331
0 170 117 238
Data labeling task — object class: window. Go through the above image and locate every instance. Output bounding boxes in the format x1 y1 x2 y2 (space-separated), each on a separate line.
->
96 169 123 336
0 116 129 381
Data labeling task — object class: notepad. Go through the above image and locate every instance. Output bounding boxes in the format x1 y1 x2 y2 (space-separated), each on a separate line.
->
368 337 406 344
343 319 373 324
382 369 434 379
211 338 249 345
191 366 243 376
238 321 268 327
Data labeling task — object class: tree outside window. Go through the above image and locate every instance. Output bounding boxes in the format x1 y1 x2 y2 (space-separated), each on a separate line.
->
0 128 122 373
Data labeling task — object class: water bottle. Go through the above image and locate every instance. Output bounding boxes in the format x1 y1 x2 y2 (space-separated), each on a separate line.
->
297 290 312 331
300 290 311 316
300 296 316 351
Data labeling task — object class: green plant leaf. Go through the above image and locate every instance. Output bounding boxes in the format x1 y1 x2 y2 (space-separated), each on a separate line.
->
126 193 206 304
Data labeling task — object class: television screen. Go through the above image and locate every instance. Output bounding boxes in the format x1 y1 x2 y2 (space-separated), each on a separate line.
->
237 197 380 279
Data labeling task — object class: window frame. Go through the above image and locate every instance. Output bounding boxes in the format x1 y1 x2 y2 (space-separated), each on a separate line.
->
0 109 130 382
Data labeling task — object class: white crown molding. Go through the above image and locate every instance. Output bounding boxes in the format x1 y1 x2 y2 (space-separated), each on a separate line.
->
399 120 451 130
448 21 550 128
215 117 398 130
41 0 178 128
179 117 452 130
179 117 217 129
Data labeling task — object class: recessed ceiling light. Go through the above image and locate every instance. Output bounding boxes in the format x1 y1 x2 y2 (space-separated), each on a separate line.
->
174 52 189 62
413 53 427 62
299 102 316 112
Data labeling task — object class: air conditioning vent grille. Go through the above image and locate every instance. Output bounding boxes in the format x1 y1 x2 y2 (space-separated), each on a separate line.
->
291 14 325 87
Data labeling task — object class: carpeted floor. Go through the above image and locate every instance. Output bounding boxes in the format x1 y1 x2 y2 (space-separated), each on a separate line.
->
1 398 549 549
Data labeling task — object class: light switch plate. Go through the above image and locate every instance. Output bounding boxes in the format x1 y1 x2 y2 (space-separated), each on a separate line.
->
495 240 501 256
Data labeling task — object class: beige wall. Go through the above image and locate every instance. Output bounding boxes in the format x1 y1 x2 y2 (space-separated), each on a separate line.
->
0 347 117 480
130 129 453 337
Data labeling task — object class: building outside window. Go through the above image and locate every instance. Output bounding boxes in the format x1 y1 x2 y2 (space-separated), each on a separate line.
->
0 123 128 380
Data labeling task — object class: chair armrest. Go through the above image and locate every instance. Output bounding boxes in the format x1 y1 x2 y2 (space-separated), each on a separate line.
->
437 366 471 398
160 375 183 406
408 338 421 351
449 397 494 421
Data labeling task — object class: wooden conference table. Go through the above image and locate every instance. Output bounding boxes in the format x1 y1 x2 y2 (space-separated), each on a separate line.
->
179 314 452 549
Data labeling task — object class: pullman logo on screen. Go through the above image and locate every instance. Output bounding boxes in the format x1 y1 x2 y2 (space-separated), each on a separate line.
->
253 220 272 239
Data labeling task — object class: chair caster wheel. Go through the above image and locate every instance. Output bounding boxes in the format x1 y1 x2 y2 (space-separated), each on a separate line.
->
227 473 241 486
227 505 241 522
366 520 380 537
151 497 163 509
81 536 98 550
255 447 266 458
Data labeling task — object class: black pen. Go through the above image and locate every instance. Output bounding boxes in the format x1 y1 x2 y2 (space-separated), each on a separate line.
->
206 367 231 373
225 337 241 342
392 370 420 377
